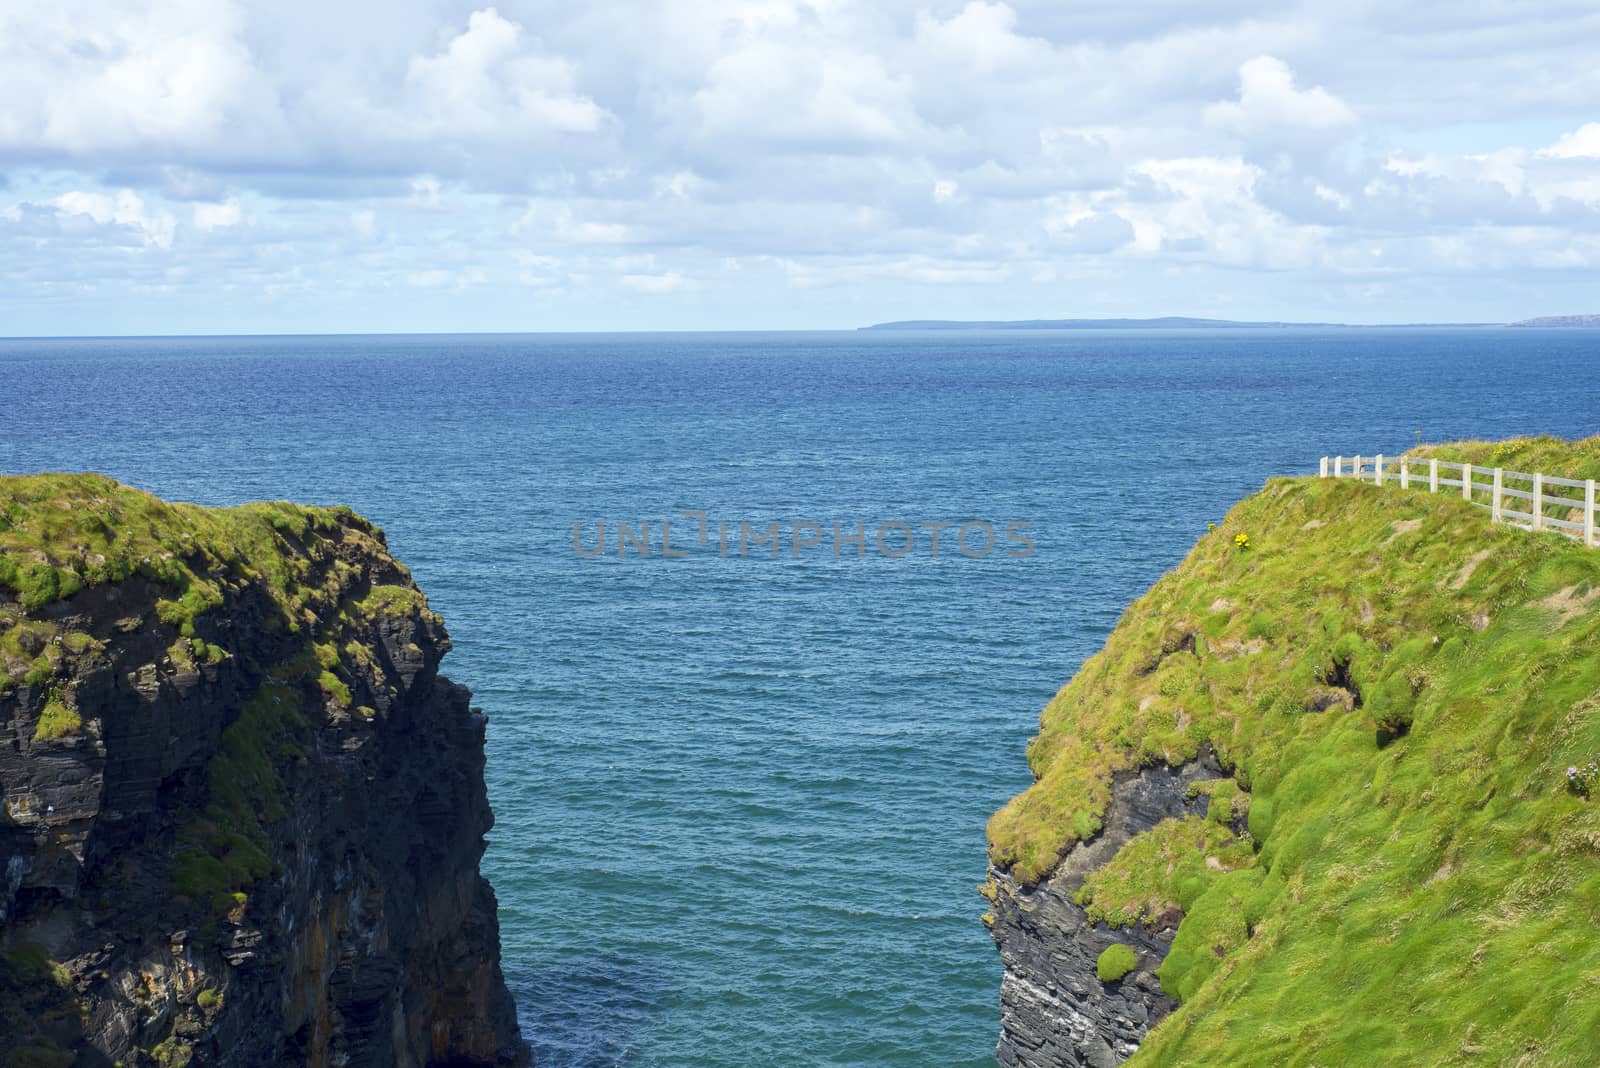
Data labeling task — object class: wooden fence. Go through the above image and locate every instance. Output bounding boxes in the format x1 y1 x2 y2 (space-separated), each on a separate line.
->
1320 453 1598 548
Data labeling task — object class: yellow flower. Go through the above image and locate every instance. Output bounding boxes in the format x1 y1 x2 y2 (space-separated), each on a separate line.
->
1234 533 1251 550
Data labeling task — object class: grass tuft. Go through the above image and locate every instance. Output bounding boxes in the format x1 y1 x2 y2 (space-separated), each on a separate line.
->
1097 944 1139 983
32 693 82 742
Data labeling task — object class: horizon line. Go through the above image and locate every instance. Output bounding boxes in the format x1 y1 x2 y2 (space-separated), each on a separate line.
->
0 321 1555 342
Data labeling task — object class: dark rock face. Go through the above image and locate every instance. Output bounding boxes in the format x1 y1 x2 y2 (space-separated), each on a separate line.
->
1 517 528 1066
989 752 1223 1068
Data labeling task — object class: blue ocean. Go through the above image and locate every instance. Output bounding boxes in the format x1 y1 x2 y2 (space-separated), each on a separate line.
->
4 328 1598 1066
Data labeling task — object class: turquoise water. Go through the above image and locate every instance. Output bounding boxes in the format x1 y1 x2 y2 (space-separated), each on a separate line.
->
4 328 1599 1065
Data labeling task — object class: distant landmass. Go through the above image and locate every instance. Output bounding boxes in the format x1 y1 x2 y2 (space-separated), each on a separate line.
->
859 316 1497 330
1508 314 1600 327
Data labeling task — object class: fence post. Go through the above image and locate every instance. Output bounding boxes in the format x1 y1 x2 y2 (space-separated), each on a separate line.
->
1355 455 1363 480
1430 458 1439 493
1587 480 1596 547
1320 456 1329 478
1462 462 1473 502
1491 468 1503 523
1400 459 1409 489
1377 454 1386 486
1335 455 1343 477
1533 473 1544 531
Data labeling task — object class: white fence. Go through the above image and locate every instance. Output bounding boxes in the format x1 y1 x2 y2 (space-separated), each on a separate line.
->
1320 453 1598 548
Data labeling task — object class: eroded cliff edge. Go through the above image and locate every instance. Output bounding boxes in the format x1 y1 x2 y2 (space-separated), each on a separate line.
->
0 474 528 1066
986 756 1222 1068
983 436 1600 1067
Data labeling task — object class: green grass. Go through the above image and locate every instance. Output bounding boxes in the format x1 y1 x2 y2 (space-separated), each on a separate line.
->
1393 434 1600 523
0 473 397 697
1073 815 1254 929
22 657 52 687
1097 943 1139 983
353 583 430 618
1410 433 1600 481
32 693 81 741
988 435 1600 1066
317 670 352 708
0 472 377 623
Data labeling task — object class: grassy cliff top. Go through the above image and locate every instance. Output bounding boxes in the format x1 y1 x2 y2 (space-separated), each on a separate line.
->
1408 433 1600 479
0 472 382 614
0 472 429 713
988 435 1600 1065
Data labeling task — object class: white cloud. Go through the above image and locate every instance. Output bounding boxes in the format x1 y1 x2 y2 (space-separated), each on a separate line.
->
192 198 243 230
1539 123 1600 160
0 1 280 159
675 5 932 152
1046 212 1135 253
50 189 176 248
912 2 1052 75
0 4 610 183
704 49 915 147
1205 56 1357 152
400 8 610 139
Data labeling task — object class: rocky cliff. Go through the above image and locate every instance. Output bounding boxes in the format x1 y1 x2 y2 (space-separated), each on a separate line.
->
987 756 1221 1068
985 436 1600 1066
0 474 528 1066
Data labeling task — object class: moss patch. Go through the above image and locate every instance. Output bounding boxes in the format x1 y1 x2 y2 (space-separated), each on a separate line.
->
1096 944 1138 983
171 681 307 916
353 583 429 618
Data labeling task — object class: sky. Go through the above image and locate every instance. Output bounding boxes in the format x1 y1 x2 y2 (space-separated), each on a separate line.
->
3 0 1600 334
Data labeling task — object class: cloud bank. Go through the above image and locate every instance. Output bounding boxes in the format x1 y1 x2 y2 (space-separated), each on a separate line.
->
3 0 1600 332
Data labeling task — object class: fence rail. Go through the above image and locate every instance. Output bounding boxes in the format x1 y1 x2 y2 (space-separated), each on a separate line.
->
1320 453 1598 547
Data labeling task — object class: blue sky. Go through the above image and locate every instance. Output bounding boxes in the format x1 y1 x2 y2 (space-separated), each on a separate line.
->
3 1 1600 334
